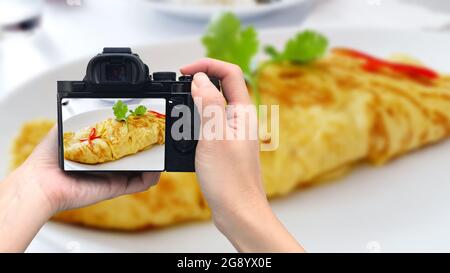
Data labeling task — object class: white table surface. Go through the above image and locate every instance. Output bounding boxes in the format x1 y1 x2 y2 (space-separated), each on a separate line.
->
0 0 449 252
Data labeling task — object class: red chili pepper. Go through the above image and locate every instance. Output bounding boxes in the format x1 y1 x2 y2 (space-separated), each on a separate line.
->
149 110 166 119
89 127 97 139
80 127 101 149
332 48 439 81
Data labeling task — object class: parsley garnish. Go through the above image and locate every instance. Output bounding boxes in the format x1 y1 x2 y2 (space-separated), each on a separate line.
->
201 13 329 106
113 100 148 122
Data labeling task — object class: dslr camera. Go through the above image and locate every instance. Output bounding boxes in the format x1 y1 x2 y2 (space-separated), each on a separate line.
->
57 47 220 172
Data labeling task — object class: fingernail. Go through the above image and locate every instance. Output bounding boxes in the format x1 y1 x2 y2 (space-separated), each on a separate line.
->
193 73 211 88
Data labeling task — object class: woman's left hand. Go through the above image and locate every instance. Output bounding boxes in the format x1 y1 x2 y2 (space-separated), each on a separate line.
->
0 126 160 252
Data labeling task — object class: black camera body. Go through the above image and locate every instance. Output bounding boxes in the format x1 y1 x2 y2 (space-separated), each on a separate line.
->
57 48 220 172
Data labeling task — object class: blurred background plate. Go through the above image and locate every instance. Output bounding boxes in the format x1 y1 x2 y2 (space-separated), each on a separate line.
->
1 28 450 252
144 0 309 21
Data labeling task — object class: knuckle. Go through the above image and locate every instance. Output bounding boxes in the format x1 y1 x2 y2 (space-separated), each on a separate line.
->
202 57 214 66
229 64 244 76
191 85 200 96
205 93 224 106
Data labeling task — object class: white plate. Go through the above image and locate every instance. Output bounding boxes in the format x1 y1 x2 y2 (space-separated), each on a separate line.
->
2 28 450 252
144 0 308 21
62 106 165 172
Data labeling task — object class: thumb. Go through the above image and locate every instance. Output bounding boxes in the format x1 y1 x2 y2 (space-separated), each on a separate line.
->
191 72 226 110
30 126 58 157
191 72 226 140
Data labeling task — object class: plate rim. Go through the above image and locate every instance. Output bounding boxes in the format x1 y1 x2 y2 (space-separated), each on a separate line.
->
2 26 449 106
144 0 307 12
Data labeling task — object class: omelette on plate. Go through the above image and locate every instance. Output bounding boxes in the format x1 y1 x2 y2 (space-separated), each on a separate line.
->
9 48 450 230
259 48 450 195
64 110 165 164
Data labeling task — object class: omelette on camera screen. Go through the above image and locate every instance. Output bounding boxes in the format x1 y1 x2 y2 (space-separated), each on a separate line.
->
61 98 166 171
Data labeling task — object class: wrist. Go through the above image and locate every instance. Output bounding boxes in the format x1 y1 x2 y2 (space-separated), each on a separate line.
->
212 194 271 245
212 194 268 229
6 165 56 218
212 194 303 253
0 167 55 252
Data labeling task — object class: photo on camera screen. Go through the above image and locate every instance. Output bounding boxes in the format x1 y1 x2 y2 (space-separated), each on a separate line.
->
61 98 166 171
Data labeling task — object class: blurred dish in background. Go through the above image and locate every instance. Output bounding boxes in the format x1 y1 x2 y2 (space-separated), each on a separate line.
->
401 0 450 14
164 0 258 5
145 0 308 20
0 0 43 38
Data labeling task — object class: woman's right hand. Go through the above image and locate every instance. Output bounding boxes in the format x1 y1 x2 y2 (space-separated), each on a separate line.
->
181 58 304 253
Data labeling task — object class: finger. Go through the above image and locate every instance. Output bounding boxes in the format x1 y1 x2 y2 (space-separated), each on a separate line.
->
35 125 58 152
122 172 160 195
181 58 251 105
142 172 161 188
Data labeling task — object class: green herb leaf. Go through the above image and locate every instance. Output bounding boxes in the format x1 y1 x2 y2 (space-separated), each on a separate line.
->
265 30 328 63
132 105 147 116
201 13 328 107
202 12 259 75
113 100 128 121
264 45 282 60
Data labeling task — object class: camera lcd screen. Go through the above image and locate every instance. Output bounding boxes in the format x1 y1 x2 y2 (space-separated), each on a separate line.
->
61 98 166 171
